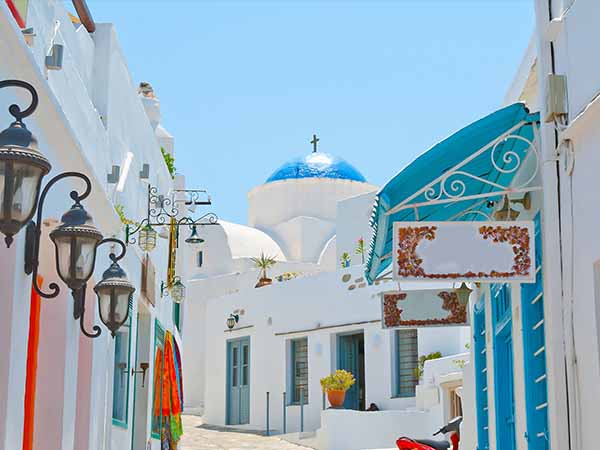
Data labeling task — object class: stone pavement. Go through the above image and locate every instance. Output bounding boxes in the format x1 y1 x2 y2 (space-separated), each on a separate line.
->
180 415 314 450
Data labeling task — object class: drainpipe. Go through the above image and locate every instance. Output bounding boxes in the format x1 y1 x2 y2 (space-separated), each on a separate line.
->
533 1 573 450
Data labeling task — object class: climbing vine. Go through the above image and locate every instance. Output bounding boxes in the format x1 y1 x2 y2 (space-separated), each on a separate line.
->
161 147 176 179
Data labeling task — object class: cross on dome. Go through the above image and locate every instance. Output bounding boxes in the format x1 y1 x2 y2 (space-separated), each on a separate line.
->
310 134 319 153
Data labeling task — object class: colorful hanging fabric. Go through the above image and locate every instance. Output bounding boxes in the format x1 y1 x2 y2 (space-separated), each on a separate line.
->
173 337 184 408
152 347 164 424
160 331 183 449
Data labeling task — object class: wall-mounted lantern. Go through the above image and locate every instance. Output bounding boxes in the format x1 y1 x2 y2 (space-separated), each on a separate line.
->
170 276 186 304
0 80 134 339
160 276 186 303
454 282 473 306
226 313 239 330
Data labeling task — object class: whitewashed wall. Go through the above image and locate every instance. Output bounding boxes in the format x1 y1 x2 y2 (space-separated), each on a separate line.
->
197 264 468 433
0 2 185 450
248 178 377 262
533 1 600 450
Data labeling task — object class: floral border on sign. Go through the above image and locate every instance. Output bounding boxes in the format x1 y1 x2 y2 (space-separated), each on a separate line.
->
382 292 407 328
396 226 437 278
396 224 531 279
382 291 467 327
479 225 531 277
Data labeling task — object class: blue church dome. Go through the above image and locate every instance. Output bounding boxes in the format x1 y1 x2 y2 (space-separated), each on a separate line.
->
266 152 367 183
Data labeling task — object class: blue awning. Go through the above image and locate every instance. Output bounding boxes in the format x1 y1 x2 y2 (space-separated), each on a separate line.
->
365 103 540 284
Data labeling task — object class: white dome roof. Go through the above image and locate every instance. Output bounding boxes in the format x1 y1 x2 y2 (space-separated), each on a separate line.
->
220 221 286 261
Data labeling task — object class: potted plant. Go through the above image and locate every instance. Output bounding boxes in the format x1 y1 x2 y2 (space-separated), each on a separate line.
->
320 369 355 408
355 237 366 264
340 252 351 268
251 252 277 288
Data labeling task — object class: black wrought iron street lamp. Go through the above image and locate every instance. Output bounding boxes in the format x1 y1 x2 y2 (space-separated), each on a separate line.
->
94 239 135 336
125 184 217 252
0 80 51 247
0 80 134 339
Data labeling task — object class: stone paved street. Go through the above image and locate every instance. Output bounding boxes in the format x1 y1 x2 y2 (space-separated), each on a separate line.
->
180 415 314 450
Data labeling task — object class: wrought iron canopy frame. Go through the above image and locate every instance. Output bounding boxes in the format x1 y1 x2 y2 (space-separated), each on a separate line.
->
125 183 218 245
369 120 542 276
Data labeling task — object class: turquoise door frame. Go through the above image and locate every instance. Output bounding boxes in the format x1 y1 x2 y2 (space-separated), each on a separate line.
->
337 332 364 410
473 295 489 450
492 284 516 450
130 313 140 450
521 214 550 449
226 336 250 425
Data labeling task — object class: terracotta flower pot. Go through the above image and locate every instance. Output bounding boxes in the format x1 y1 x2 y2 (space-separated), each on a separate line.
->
255 277 272 288
327 390 346 408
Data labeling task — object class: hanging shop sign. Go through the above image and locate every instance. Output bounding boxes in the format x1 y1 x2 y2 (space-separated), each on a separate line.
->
380 289 469 329
393 221 535 283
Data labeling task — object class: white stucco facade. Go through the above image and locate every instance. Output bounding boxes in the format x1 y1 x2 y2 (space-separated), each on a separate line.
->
0 2 191 449
184 154 470 450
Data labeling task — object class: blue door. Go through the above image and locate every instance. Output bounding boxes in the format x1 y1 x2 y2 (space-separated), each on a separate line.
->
521 214 550 449
492 284 516 450
337 333 365 410
227 337 250 425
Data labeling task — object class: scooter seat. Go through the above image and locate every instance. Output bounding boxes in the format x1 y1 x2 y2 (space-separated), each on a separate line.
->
414 439 450 450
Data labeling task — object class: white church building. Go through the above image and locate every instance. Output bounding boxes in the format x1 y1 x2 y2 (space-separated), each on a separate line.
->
182 146 470 449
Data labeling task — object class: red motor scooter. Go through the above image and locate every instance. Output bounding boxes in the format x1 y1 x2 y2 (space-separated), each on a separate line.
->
396 416 462 450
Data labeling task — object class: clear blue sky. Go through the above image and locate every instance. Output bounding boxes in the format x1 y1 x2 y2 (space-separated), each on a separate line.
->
84 1 534 224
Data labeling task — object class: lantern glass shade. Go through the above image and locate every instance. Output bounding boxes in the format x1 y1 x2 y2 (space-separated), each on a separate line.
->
138 224 157 252
0 122 51 247
0 161 44 222
98 287 132 334
94 261 135 336
226 317 235 329
53 234 100 288
171 279 185 303
50 202 103 291
455 282 473 305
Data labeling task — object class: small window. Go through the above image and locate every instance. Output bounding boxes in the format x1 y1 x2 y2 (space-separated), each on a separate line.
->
173 302 181 332
290 338 308 404
112 308 132 426
395 329 418 397
197 251 203 268
450 388 463 419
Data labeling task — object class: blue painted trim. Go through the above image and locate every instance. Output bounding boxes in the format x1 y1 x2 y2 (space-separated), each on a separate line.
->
112 301 133 428
491 284 516 450
151 320 165 440
473 294 489 450
130 312 141 450
521 214 550 450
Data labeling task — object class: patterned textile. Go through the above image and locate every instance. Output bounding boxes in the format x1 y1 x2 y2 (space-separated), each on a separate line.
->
174 338 184 408
160 331 183 449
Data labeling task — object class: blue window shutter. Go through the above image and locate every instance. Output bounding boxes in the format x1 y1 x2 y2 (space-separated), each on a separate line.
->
521 214 550 449
395 329 418 397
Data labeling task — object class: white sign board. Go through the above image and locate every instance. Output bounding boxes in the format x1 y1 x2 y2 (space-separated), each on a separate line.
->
392 221 535 283
380 290 469 329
